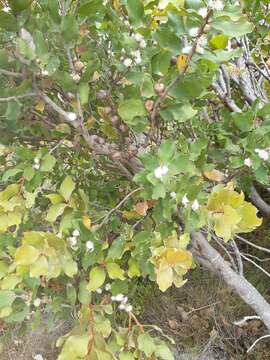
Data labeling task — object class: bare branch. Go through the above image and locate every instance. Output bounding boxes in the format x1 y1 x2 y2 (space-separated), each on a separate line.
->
0 68 23 78
250 185 270 216
235 234 270 255
247 334 270 353
211 82 242 113
240 253 270 279
0 93 36 102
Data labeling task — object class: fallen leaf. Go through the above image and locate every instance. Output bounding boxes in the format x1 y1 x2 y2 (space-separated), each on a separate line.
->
203 169 225 182
134 201 149 216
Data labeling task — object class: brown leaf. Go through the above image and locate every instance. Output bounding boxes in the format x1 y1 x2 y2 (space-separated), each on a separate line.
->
134 201 149 216
203 169 225 182
168 319 180 330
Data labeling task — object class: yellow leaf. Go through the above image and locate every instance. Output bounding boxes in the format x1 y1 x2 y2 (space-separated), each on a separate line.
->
82 215 91 230
203 169 225 182
34 101 45 113
177 54 188 71
166 249 192 268
122 211 141 220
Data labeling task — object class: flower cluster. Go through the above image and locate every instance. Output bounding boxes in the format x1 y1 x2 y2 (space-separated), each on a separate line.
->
111 293 133 312
255 148 269 161
68 229 80 249
33 157 40 170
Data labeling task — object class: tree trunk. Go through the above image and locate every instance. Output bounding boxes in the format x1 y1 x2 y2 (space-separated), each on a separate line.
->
191 231 270 331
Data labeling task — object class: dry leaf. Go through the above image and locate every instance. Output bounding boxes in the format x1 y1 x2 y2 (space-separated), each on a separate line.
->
168 319 180 330
203 169 225 182
134 201 149 216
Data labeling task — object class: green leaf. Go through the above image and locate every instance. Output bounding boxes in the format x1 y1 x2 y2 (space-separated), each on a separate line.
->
23 166 35 181
58 333 89 360
78 280 91 305
61 15 79 43
119 352 134 360
152 50 172 76
161 103 197 123
158 140 175 162
87 266 106 292
0 290 16 309
106 263 125 280
107 237 125 260
62 257 78 278
17 38 36 60
46 203 67 222
212 17 254 37
46 193 65 205
0 12 17 31
1 274 21 290
9 0 30 12
59 176 75 202
155 344 174 360
15 245 40 265
138 333 156 357
152 183 166 199
126 0 144 27
78 0 103 18
40 153 56 172
79 83 89 105
118 99 146 124
153 27 180 55
0 261 9 280
30 256 49 277
210 34 228 50
66 286 77 305
232 111 254 132
2 168 23 182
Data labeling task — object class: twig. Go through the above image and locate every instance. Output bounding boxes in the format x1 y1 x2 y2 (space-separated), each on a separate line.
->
240 253 270 279
212 234 238 272
233 315 261 326
0 68 23 78
250 185 270 216
230 240 244 276
235 234 270 254
0 93 36 102
211 82 242 113
98 188 141 227
247 334 270 353
186 301 220 315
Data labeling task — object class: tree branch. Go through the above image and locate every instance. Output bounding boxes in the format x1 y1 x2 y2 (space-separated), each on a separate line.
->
250 185 270 216
191 231 270 331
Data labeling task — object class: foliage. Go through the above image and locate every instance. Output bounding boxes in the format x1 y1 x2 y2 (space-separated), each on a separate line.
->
0 0 269 358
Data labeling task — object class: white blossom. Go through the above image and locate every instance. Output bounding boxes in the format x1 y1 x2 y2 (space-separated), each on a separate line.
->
3 6 11 13
96 288 103 294
33 163 40 170
67 112 77 121
170 192 177 199
182 45 192 54
112 293 126 302
68 236 77 246
189 27 199 37
154 165 169 179
208 0 224 11
191 199 200 211
182 194 189 207
133 33 144 42
33 298 41 307
125 304 133 313
105 283 111 291
41 70 49 76
139 40 147 48
198 7 208 18
244 158 252 167
255 148 269 161
33 355 44 360
118 303 126 310
86 240 94 252
123 58 133 67
34 157 40 164
134 53 142 64
72 229 80 237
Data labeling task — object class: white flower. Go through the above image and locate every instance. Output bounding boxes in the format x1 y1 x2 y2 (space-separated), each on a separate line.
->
134 53 142 64
41 70 49 76
105 283 111 291
244 158 252 167
118 303 126 310
86 240 94 252
3 6 11 13
255 148 269 161
67 112 77 121
33 163 40 170
33 355 44 360
208 0 224 11
198 36 208 47
189 27 199 37
113 293 126 302
182 194 189 207
198 7 208 18
139 40 147 48
170 192 177 199
72 229 80 237
96 288 103 294
133 33 144 42
182 45 192 54
33 298 41 307
34 157 40 164
125 304 133 313
123 58 132 67
68 236 77 246
154 165 169 179
191 199 200 211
